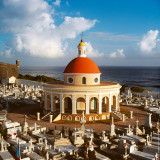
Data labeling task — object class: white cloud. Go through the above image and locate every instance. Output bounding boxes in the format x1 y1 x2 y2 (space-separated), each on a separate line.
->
87 32 139 42
1 49 12 57
66 1 70 6
5 49 12 57
109 49 125 58
85 42 104 57
76 11 80 15
0 0 96 58
53 0 61 6
139 30 159 53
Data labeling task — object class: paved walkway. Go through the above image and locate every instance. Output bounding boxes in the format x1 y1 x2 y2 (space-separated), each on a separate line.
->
7 104 156 133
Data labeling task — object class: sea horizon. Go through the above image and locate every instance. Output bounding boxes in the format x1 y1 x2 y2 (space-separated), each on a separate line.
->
19 66 160 93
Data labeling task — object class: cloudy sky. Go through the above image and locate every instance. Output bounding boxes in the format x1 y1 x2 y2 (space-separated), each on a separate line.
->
0 0 160 66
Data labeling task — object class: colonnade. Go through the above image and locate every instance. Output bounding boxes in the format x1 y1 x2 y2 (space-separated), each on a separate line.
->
44 92 120 114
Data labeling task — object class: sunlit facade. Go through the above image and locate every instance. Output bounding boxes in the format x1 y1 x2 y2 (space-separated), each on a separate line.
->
43 39 121 122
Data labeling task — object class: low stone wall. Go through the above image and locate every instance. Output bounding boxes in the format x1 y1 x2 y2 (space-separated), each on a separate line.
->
132 90 160 99
61 113 110 122
16 79 44 87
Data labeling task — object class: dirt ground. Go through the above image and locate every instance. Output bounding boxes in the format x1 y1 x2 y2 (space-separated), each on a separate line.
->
7 104 157 133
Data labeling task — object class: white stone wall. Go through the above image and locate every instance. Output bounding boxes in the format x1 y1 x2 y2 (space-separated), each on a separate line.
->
1 76 16 84
16 79 44 87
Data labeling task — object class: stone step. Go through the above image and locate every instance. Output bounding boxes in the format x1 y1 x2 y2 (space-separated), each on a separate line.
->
41 112 52 120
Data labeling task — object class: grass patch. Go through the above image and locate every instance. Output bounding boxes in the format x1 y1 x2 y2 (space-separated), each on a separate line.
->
131 86 151 92
18 74 61 83
120 84 129 94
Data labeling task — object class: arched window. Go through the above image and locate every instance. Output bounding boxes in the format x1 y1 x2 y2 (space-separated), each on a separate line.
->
82 77 86 84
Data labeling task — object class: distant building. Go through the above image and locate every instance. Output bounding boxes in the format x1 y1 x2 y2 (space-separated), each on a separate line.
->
0 59 19 84
43 39 121 122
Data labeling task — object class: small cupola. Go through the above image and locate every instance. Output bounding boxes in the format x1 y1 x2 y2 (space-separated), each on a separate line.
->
77 39 86 57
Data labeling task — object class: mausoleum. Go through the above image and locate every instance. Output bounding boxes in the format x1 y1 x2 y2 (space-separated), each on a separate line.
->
43 39 121 122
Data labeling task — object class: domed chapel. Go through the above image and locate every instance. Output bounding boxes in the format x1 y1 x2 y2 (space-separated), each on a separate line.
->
43 39 121 122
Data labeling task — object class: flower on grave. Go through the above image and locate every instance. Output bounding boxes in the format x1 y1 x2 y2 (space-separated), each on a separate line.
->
86 154 89 158
124 143 128 147
14 133 17 135
8 134 12 137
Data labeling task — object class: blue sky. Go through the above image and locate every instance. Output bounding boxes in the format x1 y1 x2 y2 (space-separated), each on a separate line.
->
0 0 160 66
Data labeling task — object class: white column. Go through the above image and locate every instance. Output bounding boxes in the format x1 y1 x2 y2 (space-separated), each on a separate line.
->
117 92 120 110
51 94 53 112
45 92 47 110
53 95 56 111
72 95 76 114
60 94 64 113
37 112 40 121
49 115 53 123
109 94 112 112
86 95 89 114
99 94 102 114
115 94 118 111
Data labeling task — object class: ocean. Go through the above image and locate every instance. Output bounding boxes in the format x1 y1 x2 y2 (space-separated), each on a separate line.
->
19 66 160 92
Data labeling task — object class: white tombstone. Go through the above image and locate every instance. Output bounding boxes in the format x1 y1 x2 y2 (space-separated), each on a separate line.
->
22 115 28 135
134 119 142 135
110 117 116 137
127 124 133 135
118 139 126 153
130 111 133 119
146 134 151 146
80 111 86 132
122 114 125 122
144 99 148 108
100 131 109 142
128 144 137 153
144 113 152 129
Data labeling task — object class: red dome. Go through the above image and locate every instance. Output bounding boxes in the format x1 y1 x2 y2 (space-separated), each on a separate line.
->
63 57 101 74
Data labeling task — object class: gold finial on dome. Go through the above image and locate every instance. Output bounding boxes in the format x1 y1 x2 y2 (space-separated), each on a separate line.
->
77 33 86 57
78 33 86 47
